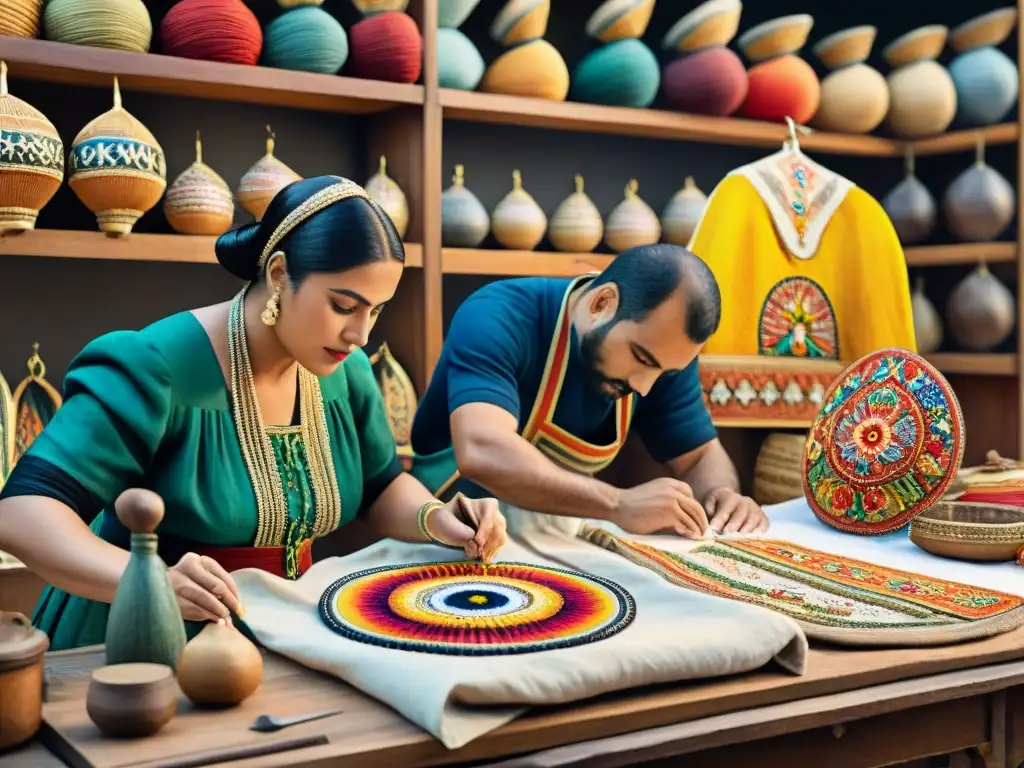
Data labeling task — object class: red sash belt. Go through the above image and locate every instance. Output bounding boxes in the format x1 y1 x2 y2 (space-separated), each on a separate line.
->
192 544 314 579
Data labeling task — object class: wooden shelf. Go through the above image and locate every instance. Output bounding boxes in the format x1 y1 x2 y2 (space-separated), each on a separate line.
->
0 37 423 114
0 229 423 267
910 123 1020 156
904 242 1017 267
442 248 614 277
924 353 1018 376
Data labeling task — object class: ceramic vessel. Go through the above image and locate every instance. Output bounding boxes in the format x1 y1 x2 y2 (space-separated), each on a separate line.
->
0 61 64 232
0 611 48 750
571 38 660 108
881 149 937 245
163 132 234 236
237 127 302 222
491 169 547 251
548 174 603 253
177 622 263 707
949 8 1019 127
737 14 819 124
86 663 178 738
811 26 889 134
364 155 409 240
68 77 166 236
481 39 569 101
753 432 806 506
604 179 660 253
942 140 1016 242
441 164 489 247
883 25 958 138
946 264 1015 352
660 176 707 246
911 276 943 354
910 501 1024 561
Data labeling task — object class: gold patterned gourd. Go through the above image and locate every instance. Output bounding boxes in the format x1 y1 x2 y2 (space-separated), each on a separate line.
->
946 264 1015 352
68 78 166 236
604 179 660 253
0 61 64 232
911 276 943 354
942 138 1016 242
364 155 409 240
236 127 301 222
548 174 603 253
491 169 547 251
811 26 890 134
883 25 958 138
881 148 937 245
163 132 234 236
368 342 417 469
10 343 61 468
660 176 707 246
0 0 42 38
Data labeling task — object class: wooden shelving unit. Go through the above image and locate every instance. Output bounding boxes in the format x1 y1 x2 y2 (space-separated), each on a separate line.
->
925 353 1019 376
442 248 614 277
904 243 1017 267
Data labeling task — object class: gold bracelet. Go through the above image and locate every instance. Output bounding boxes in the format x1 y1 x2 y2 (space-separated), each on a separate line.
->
416 501 447 545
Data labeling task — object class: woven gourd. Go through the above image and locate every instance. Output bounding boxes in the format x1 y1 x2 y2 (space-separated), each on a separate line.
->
263 7 349 75
164 132 234 236
348 11 422 84
0 61 64 231
236 128 302 222
0 0 42 38
68 78 167 235
160 0 262 65
43 0 153 53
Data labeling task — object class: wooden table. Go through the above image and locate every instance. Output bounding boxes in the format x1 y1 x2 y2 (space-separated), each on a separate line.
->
6 629 1024 768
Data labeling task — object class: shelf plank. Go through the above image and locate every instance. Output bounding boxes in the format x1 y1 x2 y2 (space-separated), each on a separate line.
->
904 243 1017 267
910 123 1020 156
443 248 614 277
0 38 423 114
0 229 423 267
924 353 1018 376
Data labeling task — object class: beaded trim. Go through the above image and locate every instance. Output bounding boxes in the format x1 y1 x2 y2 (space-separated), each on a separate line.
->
228 287 342 546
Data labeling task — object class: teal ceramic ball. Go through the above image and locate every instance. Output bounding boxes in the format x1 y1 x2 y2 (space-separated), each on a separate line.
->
438 28 484 91
262 6 349 75
438 0 480 29
570 39 660 108
950 47 1019 127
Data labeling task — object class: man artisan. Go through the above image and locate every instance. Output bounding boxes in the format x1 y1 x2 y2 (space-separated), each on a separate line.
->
410 243 768 538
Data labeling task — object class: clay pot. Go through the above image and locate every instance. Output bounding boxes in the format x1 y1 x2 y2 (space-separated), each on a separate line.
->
947 264 1015 352
86 663 178 738
881 148 937 245
0 612 48 750
236 128 302 222
942 140 1016 242
176 622 263 707
737 14 821 124
883 25 958 138
811 26 890 134
911 276 943 354
548 174 603 253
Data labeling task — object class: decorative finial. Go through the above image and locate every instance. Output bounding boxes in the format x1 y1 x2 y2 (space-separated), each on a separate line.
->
904 144 915 176
574 174 584 194
625 179 638 198
453 164 465 186
379 155 387 175
112 76 122 110
0 61 7 98
975 132 986 166
685 176 695 188
265 125 275 155
512 169 522 190
195 130 202 164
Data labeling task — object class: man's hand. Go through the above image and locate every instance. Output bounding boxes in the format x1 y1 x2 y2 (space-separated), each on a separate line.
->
612 478 709 538
706 488 769 534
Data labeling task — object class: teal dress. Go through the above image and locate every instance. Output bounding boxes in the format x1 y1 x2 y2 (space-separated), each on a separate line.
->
7 311 402 651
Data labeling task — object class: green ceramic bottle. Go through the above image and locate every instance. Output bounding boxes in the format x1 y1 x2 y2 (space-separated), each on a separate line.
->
105 489 187 671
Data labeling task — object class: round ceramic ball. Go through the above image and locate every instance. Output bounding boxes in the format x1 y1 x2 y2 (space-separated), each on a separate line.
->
950 47 1019 127
661 47 748 117
159 0 262 64
740 54 821 124
571 39 660 108
348 11 422 84
262 6 348 74
438 27 484 90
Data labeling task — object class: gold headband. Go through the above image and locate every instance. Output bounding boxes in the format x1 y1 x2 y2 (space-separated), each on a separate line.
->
257 177 371 272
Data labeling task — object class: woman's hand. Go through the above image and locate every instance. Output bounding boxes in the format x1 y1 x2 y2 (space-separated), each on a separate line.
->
168 553 245 623
426 494 507 563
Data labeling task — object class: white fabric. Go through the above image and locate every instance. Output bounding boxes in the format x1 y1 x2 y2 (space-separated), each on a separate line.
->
234 533 807 750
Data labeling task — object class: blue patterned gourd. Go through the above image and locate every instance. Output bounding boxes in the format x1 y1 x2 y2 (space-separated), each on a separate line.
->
949 8 1019 128
0 61 64 231
571 0 659 108
262 6 349 75
68 78 166 235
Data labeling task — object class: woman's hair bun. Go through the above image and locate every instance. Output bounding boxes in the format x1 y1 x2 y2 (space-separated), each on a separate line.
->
215 222 264 281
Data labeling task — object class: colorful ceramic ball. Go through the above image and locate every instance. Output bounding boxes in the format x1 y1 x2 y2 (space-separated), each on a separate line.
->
950 47 1019 127
348 11 422 83
262 7 348 74
571 39 660 109
438 28 484 90
739 54 820 124
661 46 748 117
159 0 262 65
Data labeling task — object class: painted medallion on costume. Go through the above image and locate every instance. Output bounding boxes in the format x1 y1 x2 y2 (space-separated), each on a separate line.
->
758 276 838 359
319 561 635 655
802 349 964 535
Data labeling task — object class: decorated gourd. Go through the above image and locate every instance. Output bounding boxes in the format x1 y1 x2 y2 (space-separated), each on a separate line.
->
68 78 166 236
0 0 41 38
262 6 348 74
482 0 569 102
441 164 489 248
881 148 937 245
439 0 480 29
43 0 152 53
236 126 301 222
0 61 64 232
949 8 1019 128
160 0 263 65
548 174 603 253
911 276 943 354
348 10 422 84
369 342 417 469
660 176 707 246
177 622 262 707
604 179 660 253
491 169 547 251
947 264 1015 351
364 155 408 240
661 0 747 117
737 14 820 124
9 343 61 467
437 28 485 91
883 26 958 138
942 138 1015 242
811 26 889 134
164 132 234 237
571 0 659 108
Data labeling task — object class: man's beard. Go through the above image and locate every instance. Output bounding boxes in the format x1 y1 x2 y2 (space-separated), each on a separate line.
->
578 325 633 400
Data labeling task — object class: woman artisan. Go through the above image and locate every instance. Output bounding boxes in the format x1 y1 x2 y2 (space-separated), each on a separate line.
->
0 175 508 650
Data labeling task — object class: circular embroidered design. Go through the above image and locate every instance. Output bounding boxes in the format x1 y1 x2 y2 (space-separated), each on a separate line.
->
758 276 838 359
318 561 636 655
802 348 964 536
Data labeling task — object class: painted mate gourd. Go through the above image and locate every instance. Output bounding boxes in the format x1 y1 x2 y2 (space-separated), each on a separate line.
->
548 174 603 253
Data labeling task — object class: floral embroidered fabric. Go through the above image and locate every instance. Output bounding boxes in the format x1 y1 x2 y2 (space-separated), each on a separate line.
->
758 276 838 359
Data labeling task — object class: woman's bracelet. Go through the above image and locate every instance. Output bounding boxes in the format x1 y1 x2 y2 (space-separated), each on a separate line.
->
416 500 448 546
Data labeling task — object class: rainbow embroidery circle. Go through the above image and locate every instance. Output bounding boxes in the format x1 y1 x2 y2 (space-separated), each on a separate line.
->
803 348 964 535
758 276 838 359
318 561 636 655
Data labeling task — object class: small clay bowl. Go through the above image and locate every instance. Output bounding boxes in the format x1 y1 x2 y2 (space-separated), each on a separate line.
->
86 663 178 738
950 8 1017 53
662 0 742 53
882 25 949 69
909 501 1024 562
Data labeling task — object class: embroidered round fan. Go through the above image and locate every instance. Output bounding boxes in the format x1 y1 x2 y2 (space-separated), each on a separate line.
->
802 348 965 535
318 560 636 655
